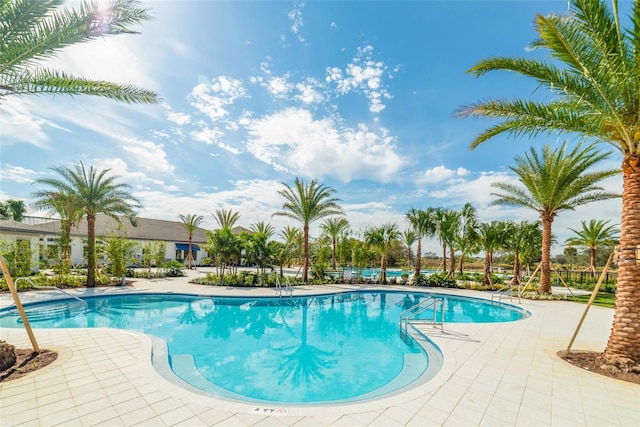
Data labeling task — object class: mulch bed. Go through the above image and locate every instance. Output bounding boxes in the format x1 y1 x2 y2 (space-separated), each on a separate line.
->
563 351 640 385
0 349 58 382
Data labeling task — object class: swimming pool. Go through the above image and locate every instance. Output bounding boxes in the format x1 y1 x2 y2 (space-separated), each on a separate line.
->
0 291 528 404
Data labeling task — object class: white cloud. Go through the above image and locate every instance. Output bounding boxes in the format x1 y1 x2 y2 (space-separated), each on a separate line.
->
120 138 174 175
166 111 192 125
0 164 40 183
245 108 405 182
416 165 470 184
325 45 393 113
188 77 247 122
0 98 65 148
288 3 305 43
190 127 241 154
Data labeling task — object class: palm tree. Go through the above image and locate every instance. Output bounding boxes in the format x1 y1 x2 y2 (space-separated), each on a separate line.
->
212 208 240 231
178 214 204 269
320 217 350 270
478 221 510 288
406 207 437 278
453 203 480 275
458 0 640 368
0 0 159 103
31 191 83 273
434 208 460 277
0 199 26 221
280 225 302 269
33 162 139 286
503 220 542 286
273 178 343 283
491 142 618 294
399 229 417 268
250 221 276 240
364 224 400 283
566 219 619 275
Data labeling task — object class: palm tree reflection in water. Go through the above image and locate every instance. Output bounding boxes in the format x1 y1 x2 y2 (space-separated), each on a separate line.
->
276 301 337 388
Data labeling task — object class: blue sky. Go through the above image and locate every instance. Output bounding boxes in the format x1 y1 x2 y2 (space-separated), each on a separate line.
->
0 0 625 255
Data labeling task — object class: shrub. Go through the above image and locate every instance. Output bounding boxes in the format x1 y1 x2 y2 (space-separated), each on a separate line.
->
163 260 185 277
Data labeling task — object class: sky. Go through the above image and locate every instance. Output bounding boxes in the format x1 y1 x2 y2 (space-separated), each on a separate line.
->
0 0 628 256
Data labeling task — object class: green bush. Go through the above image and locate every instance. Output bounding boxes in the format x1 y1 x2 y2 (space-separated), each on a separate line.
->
163 260 185 277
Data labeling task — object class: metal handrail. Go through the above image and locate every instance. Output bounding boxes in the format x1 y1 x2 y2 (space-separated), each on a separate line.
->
275 277 293 297
491 285 520 303
400 296 444 333
14 277 87 306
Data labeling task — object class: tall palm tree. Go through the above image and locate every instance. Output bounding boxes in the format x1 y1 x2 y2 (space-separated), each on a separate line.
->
273 178 343 283
503 220 542 286
491 142 618 294
178 214 204 269
364 223 400 283
478 221 510 288
33 162 140 286
399 229 417 268
212 208 240 231
31 191 83 272
406 207 437 277
0 0 159 103
434 208 460 277
458 0 640 368
453 203 480 275
566 219 619 275
280 225 302 269
0 199 26 221
320 217 350 270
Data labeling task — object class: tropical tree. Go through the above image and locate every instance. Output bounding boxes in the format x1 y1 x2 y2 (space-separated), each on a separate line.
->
364 223 400 283
31 192 83 273
212 208 240 231
399 229 417 268
478 221 510 288
280 225 302 269
0 0 159 103
566 219 619 275
273 178 344 282
453 203 480 275
458 0 640 370
32 162 140 286
178 214 204 269
491 142 618 294
434 208 460 277
503 220 542 286
406 207 437 277
320 217 350 270
250 221 276 240
0 199 26 221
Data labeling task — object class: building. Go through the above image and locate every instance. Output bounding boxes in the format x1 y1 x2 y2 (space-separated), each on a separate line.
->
0 215 248 271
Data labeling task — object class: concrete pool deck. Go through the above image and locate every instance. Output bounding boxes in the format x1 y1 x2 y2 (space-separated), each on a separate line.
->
1 269 638 426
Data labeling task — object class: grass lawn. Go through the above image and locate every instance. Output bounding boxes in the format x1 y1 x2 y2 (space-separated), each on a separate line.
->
569 292 616 308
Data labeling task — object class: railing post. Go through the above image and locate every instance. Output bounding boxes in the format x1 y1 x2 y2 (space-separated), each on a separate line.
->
0 257 40 352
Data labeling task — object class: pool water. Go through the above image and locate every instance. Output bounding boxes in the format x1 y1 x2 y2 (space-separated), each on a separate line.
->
0 291 528 404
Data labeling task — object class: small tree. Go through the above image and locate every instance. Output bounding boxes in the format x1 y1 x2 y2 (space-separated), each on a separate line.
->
0 240 33 278
104 227 135 284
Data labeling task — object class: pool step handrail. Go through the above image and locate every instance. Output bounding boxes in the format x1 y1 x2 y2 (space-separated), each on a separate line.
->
399 296 444 336
491 285 520 304
14 277 88 306
275 277 293 298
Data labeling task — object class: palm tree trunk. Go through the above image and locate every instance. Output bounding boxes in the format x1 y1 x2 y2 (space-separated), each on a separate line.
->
87 215 96 287
414 239 422 278
603 167 640 364
187 234 193 269
380 254 387 283
539 215 553 294
483 251 491 286
62 221 72 273
589 247 596 277
448 245 455 278
331 237 337 270
511 250 521 286
458 252 464 275
303 224 309 282
441 243 447 272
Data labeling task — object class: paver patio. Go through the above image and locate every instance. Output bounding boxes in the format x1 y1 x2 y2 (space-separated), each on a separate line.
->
1 269 638 426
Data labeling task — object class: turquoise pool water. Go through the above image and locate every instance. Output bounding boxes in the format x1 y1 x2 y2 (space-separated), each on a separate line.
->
0 291 528 404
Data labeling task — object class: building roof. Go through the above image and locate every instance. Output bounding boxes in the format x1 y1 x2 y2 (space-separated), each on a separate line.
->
0 215 255 244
